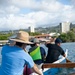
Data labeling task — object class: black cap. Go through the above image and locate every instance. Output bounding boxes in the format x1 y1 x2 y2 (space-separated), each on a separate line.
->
55 38 62 43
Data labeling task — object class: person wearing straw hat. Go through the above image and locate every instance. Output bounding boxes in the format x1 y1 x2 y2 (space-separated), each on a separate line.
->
0 31 42 75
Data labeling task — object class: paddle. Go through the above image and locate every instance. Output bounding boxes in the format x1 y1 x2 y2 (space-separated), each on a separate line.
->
63 49 72 63
42 63 75 68
65 58 72 63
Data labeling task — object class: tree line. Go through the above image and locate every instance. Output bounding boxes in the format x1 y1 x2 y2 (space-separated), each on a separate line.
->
0 33 12 40
59 30 75 42
0 32 41 40
0 30 75 42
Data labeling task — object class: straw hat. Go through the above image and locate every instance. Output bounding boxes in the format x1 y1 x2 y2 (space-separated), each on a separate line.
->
10 31 33 44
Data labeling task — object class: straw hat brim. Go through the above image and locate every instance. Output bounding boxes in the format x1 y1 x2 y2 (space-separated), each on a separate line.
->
10 38 33 44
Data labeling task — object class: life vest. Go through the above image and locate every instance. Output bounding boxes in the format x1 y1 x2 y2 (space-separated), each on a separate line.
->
29 46 42 61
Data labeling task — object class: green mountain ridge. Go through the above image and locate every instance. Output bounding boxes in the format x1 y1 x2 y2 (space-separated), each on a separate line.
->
0 24 75 34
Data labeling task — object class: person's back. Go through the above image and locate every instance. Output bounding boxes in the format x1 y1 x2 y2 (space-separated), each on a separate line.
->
46 38 65 63
29 38 46 65
0 44 34 75
46 44 65 63
0 31 42 75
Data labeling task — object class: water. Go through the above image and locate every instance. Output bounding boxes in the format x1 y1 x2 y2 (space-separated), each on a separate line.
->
61 42 75 62
0 42 75 75
0 47 2 65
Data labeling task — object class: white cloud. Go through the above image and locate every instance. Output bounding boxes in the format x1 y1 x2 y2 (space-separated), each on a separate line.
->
0 0 75 31
5 6 20 14
0 14 35 31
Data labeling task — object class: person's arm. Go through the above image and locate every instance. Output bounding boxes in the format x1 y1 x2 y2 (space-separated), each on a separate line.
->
45 41 49 47
40 47 46 61
32 63 42 75
58 46 71 62
62 53 66 57
58 46 65 57
25 52 42 75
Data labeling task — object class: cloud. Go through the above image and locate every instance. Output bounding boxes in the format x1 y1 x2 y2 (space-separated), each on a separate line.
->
70 0 75 5
0 0 75 31
5 6 20 14
0 14 35 31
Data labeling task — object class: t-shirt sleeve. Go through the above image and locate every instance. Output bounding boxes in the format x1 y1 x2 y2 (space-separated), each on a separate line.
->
1 45 6 55
24 53 34 68
59 47 65 55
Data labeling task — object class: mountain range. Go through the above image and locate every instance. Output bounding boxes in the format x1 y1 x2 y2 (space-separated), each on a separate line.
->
0 23 75 34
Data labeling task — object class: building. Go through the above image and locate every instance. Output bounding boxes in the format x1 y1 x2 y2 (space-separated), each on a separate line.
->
59 22 70 33
29 26 35 32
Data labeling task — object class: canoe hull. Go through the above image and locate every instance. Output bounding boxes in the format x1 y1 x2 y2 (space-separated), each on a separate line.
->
43 59 66 75
26 49 68 75
43 68 59 75
42 49 67 75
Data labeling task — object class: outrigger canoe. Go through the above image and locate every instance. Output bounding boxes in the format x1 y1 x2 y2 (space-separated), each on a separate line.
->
31 49 68 75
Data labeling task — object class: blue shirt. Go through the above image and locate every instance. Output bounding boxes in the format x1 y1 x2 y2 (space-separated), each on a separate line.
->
0 45 34 75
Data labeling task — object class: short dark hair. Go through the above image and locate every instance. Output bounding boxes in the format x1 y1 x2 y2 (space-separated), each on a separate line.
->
30 44 35 47
16 42 24 47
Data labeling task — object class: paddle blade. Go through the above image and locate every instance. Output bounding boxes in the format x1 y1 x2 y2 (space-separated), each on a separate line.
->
66 58 71 63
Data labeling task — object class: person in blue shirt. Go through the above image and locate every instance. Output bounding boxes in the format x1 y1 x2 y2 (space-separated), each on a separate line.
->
29 38 46 65
0 31 42 75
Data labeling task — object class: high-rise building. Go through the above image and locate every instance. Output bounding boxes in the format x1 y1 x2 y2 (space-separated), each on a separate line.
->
59 22 70 33
29 26 35 32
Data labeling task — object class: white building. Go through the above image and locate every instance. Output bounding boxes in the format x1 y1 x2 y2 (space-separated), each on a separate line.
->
29 26 35 32
59 22 70 33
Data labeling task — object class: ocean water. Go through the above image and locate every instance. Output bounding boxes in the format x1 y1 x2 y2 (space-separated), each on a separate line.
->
0 42 75 75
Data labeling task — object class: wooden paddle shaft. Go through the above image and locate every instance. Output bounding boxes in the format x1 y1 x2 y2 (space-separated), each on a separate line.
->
42 63 75 68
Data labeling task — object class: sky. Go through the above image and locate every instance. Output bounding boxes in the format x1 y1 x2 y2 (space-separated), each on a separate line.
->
0 0 75 31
